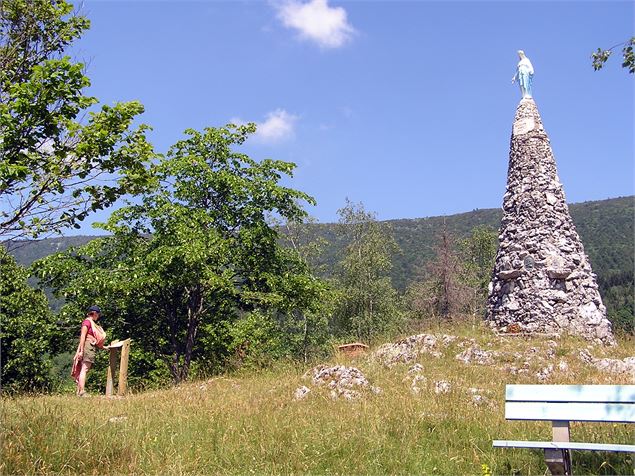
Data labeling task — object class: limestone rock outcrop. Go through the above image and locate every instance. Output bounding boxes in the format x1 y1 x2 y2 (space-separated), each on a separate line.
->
486 98 614 344
300 365 381 400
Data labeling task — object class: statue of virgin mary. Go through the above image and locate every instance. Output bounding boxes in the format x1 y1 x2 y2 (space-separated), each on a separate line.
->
511 50 534 99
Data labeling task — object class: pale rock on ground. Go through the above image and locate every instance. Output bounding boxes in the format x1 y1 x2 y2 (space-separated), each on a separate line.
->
408 363 424 374
468 388 491 406
108 416 128 423
410 375 427 395
293 385 311 401
578 349 635 377
372 334 456 367
536 364 554 381
434 380 451 394
330 388 360 401
455 345 498 365
295 365 381 401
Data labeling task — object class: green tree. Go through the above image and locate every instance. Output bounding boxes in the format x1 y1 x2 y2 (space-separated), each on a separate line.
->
0 246 57 392
333 199 402 343
405 277 439 322
281 215 329 275
36 124 326 384
278 216 333 362
592 37 635 74
0 0 154 239
459 225 498 315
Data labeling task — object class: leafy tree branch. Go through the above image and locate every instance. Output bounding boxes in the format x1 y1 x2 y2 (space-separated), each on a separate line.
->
0 0 155 240
591 37 634 74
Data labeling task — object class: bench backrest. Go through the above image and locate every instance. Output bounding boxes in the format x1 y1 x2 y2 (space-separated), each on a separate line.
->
505 385 635 423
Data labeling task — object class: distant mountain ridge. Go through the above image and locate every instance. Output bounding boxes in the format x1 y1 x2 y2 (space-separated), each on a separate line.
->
303 196 634 288
6 196 633 330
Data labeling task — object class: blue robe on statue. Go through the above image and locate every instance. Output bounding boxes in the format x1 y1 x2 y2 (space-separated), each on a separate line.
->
514 57 534 98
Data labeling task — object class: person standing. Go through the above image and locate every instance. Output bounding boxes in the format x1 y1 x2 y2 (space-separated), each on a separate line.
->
72 305 106 396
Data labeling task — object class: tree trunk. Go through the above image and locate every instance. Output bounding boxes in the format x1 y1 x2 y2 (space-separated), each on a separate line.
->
180 285 203 382
167 303 181 384
302 312 309 364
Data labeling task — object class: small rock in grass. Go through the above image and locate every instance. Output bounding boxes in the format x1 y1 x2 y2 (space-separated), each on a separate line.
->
341 389 360 400
471 394 484 405
410 375 427 395
536 364 554 381
370 386 382 395
294 385 311 401
108 416 128 423
304 364 380 400
372 333 455 366
408 363 424 374
434 380 451 394
455 345 498 365
581 352 635 376
329 388 360 401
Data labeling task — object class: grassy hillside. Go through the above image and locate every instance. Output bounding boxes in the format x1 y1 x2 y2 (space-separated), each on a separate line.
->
2 321 633 475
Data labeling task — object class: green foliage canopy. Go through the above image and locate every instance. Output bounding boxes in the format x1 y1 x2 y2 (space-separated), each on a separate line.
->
332 199 403 343
459 225 498 314
0 0 154 239
36 124 327 383
0 246 57 392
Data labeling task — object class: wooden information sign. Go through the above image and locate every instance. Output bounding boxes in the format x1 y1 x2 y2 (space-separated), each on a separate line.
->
105 339 132 397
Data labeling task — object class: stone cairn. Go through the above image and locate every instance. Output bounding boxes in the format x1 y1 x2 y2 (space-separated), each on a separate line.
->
486 98 614 344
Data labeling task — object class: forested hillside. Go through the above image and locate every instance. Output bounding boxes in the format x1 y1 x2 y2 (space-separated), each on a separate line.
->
298 197 632 290
7 196 633 331
310 196 634 331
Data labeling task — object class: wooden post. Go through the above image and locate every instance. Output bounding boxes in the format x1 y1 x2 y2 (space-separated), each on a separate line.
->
105 339 131 397
117 339 131 396
106 347 118 397
545 420 572 475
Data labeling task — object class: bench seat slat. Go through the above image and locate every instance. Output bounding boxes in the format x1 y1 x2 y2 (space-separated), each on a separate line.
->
506 385 635 403
505 401 635 423
493 440 635 453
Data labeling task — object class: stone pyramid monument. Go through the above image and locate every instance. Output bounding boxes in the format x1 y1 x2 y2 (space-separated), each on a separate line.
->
486 98 614 344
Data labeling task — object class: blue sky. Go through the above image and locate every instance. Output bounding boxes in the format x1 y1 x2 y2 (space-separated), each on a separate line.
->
72 0 633 232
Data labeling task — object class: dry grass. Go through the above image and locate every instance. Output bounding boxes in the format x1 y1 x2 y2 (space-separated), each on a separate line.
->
2 321 633 475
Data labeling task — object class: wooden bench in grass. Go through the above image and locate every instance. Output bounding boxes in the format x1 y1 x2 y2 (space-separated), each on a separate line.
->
493 384 635 475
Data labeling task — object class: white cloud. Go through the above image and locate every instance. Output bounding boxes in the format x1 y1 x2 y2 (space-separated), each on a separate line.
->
233 109 299 144
275 0 355 49
256 109 298 142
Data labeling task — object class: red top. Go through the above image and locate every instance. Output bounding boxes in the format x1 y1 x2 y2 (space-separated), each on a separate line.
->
82 318 95 337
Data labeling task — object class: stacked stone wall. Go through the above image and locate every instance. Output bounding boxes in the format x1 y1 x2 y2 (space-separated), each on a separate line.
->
486 99 614 344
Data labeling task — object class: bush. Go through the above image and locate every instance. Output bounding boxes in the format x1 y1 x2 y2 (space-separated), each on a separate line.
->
0 247 58 393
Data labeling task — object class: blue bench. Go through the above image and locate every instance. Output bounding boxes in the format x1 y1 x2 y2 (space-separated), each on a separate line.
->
493 384 635 475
